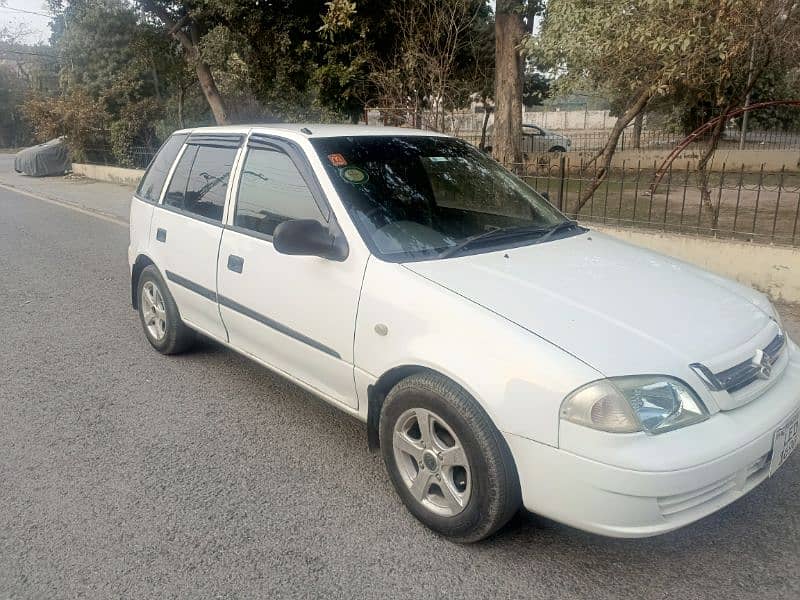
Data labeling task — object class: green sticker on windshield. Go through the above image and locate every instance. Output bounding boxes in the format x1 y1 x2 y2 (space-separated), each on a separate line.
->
340 166 369 185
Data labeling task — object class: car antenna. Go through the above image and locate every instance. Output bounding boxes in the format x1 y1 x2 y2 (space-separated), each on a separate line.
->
300 127 313 135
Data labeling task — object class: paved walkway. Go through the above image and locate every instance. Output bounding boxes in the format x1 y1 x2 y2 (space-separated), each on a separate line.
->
0 154 133 223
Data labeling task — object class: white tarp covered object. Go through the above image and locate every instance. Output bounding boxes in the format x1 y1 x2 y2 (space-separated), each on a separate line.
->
14 138 70 177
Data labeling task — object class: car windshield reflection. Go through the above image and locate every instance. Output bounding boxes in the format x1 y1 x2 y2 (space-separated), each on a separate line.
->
311 136 579 261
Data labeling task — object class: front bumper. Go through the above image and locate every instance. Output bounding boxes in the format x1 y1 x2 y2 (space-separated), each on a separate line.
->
507 339 800 538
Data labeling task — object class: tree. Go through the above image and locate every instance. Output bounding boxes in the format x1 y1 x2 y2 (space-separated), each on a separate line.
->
38 0 189 163
22 89 110 160
523 71 549 108
138 1 230 125
0 29 59 147
535 0 800 216
321 0 492 129
493 1 541 165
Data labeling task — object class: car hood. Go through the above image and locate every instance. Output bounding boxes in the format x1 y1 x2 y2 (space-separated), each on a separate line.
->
403 231 773 377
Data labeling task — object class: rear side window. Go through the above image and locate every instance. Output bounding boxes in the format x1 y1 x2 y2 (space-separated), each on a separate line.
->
136 133 187 202
163 146 197 210
234 147 323 236
163 145 237 223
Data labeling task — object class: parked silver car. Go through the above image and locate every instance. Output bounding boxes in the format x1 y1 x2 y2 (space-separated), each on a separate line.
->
521 124 571 154
485 124 572 156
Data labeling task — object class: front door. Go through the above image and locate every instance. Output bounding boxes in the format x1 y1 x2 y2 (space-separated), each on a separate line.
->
216 138 366 409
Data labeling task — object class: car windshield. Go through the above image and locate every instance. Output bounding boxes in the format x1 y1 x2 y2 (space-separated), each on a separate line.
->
310 136 577 261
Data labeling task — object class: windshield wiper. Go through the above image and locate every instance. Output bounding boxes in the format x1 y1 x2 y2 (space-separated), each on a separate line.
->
437 220 581 259
438 224 550 259
437 227 511 259
531 220 581 245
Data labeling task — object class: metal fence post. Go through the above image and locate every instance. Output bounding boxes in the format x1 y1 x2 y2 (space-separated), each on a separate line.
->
556 154 566 212
771 165 785 243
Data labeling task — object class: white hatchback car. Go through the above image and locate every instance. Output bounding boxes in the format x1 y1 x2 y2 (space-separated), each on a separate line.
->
129 125 799 542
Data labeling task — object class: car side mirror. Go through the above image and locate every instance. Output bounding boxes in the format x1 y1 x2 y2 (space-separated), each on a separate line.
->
273 219 348 261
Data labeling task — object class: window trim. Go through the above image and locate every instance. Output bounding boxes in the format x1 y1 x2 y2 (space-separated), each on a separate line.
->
186 133 244 148
161 144 197 212
134 133 189 204
226 134 333 241
156 136 244 226
157 201 226 228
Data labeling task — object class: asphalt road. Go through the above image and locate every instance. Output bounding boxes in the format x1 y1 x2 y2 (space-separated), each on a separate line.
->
1 184 798 599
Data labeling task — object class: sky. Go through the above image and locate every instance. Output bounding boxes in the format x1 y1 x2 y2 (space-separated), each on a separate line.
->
0 1 53 45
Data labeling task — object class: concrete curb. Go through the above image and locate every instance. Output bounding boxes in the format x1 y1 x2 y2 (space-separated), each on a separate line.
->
71 163 144 186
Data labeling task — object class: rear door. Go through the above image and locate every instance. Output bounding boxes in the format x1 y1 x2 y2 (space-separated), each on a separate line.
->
216 135 366 409
129 133 188 272
148 134 243 341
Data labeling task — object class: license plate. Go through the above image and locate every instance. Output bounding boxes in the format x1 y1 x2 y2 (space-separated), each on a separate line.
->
770 410 800 476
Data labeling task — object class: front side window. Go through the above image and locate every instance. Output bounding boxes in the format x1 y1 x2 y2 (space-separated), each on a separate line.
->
163 144 237 222
233 147 323 236
136 133 187 202
310 136 576 261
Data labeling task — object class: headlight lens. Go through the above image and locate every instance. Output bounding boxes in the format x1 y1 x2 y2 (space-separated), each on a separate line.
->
561 376 709 435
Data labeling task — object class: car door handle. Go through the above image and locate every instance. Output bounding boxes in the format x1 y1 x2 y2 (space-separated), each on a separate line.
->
227 254 244 273
156 228 167 243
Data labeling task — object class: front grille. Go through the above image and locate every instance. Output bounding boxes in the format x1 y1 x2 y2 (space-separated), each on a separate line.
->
691 332 786 394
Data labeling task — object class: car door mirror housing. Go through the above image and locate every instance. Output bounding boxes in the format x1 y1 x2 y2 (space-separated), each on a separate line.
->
273 219 348 261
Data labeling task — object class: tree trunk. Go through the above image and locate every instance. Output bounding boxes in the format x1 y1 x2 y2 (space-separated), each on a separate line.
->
177 85 186 129
479 102 491 151
193 54 229 125
141 1 230 126
632 112 644 150
493 1 525 166
695 109 730 228
569 89 650 215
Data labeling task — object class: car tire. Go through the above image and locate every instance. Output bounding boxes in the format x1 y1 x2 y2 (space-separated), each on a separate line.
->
548 146 567 153
380 372 521 543
137 265 195 355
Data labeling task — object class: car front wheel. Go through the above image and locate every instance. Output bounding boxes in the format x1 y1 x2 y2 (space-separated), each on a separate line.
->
380 372 521 543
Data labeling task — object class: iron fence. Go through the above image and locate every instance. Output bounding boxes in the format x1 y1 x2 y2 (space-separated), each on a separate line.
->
81 145 157 170
510 157 800 247
455 127 800 152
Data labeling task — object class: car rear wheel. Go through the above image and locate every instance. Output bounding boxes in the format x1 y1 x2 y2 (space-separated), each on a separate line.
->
137 265 195 355
380 372 521 543
548 145 567 153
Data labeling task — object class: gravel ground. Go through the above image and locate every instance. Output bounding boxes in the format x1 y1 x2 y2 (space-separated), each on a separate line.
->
0 185 798 599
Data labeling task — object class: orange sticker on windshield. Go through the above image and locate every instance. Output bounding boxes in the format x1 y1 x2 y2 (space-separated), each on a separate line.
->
328 153 348 167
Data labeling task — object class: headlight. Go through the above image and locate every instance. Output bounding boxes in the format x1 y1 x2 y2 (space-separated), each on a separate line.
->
560 376 709 435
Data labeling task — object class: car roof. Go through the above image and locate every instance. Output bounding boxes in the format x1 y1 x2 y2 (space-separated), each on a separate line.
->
173 123 450 139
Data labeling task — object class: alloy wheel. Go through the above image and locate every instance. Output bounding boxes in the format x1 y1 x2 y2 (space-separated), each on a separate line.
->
392 407 472 517
141 280 167 341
